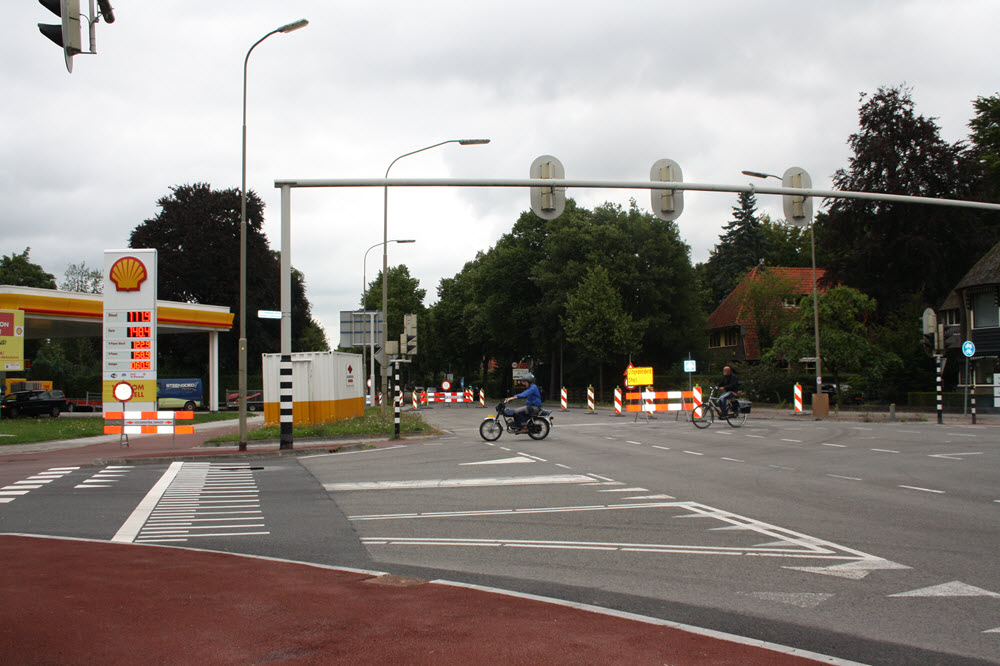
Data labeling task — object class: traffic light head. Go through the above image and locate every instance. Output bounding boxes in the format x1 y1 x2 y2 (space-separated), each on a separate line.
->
38 0 82 73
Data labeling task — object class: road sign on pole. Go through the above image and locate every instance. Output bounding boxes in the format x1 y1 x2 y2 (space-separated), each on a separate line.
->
962 340 975 358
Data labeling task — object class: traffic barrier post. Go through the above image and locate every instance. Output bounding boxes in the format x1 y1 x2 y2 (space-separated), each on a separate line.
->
794 383 803 413
560 387 568 410
587 385 595 414
613 387 623 416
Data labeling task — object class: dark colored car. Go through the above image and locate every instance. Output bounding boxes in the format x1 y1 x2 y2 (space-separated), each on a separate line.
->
1 390 68 418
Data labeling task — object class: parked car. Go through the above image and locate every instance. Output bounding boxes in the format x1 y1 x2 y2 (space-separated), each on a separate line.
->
1 389 68 418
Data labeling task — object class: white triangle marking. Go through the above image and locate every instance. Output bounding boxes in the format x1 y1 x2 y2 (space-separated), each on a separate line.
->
890 581 1000 598
461 457 536 465
748 592 834 608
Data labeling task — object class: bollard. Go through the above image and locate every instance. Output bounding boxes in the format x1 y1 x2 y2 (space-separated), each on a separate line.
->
480 388 486 407
613 387 622 416
889 403 896 419
560 387 568 410
587 385 595 414
794 383 803 413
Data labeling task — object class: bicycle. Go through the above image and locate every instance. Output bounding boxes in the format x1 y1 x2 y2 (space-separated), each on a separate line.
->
691 388 749 429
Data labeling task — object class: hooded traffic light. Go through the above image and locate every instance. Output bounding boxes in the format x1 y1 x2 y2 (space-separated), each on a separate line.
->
38 0 82 73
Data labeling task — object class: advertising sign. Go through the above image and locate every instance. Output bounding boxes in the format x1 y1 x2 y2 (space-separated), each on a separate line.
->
0 309 25 371
103 250 157 412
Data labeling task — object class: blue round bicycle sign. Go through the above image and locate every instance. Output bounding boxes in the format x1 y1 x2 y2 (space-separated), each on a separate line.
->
962 340 975 357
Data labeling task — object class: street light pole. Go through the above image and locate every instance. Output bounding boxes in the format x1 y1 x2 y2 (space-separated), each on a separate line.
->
239 18 308 451
741 169 822 393
363 239 415 408
381 138 489 415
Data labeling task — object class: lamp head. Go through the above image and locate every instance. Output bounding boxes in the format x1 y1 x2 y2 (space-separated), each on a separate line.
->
458 139 490 145
279 19 309 33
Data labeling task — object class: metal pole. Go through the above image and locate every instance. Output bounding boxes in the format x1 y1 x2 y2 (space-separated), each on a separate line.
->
238 18 308 452
381 139 489 416
811 222 822 393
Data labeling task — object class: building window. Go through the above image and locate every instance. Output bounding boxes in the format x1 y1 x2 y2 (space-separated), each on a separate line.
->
972 292 999 328
709 329 740 349
724 329 739 346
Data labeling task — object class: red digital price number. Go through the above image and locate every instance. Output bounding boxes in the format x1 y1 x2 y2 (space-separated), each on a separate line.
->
127 311 152 322
127 326 151 338
130 361 152 370
132 351 151 360
132 340 151 349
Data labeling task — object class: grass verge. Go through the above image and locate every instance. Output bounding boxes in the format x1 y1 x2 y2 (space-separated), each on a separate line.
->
0 412 241 446
204 407 434 443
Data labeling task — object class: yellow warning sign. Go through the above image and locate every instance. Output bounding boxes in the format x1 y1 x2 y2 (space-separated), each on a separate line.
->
626 366 654 386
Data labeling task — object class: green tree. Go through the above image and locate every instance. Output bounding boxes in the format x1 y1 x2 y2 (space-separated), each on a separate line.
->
61 262 103 294
129 183 328 380
819 85 997 314
562 265 645 398
969 93 1000 200
766 286 902 403
758 214 810 267
739 268 798 354
0 248 56 288
703 191 771 305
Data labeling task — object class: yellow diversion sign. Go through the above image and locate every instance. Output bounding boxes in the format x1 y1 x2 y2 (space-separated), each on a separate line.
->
626 366 654 386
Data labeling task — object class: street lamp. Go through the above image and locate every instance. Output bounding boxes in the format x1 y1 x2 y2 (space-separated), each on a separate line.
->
741 169 823 400
363 239 415 408
239 18 309 451
381 138 490 414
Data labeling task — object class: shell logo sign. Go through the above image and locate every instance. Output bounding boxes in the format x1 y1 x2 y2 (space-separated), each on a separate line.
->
109 256 148 292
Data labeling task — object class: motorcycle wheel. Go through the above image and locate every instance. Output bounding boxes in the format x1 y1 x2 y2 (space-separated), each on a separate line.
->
527 417 550 440
479 418 502 441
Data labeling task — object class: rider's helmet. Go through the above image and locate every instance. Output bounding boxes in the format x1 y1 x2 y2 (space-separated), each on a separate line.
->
524 373 534 383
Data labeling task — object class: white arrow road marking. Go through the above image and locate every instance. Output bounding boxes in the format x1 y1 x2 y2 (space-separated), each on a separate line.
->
928 452 984 461
889 581 1000 598
746 592 834 608
785 558 911 580
460 456 536 465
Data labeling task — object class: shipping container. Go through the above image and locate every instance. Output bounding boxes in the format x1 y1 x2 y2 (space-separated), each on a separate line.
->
262 351 364 426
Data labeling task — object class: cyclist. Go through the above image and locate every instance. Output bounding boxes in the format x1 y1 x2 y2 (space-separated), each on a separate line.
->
717 366 740 416
505 373 542 433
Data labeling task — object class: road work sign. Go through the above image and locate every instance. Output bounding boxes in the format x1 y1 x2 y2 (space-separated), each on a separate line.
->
627 366 654 386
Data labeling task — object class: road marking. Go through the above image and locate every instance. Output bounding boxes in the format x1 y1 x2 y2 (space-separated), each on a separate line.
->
821 443 846 448
588 474 615 482
113 462 183 542
898 485 944 494
870 448 899 454
721 458 744 463
781 439 803 443
598 487 648 493
517 453 547 462
652 446 670 451
769 465 795 471
827 474 862 481
890 581 1000 598
746 592 833 609
460 456 536 465
928 451 983 461
746 434 764 439
325 474 596 491
683 451 704 456
625 440 642 445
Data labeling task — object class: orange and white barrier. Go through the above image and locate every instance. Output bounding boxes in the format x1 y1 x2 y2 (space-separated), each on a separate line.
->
464 388 473 403
693 386 702 408
104 410 194 435
423 391 471 404
625 391 697 413
479 388 486 407
412 390 419 411
614 387 622 415
560 387 568 410
587 385 595 413
794 383 803 413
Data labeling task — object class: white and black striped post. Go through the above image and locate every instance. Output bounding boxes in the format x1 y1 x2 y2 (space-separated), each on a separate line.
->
280 354 294 449
393 363 401 438
936 355 943 425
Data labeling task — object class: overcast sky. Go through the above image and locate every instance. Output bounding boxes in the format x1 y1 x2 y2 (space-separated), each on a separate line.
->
4 1 998 342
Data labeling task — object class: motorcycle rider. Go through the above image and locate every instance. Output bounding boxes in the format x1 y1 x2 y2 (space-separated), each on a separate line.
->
505 373 542 433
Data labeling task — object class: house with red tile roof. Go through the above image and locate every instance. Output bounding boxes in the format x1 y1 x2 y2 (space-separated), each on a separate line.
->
706 265 829 363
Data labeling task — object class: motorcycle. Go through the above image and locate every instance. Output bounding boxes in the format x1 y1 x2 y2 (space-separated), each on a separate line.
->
479 401 553 441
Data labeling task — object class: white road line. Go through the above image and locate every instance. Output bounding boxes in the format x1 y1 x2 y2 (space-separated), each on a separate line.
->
769 465 795 471
746 434 764 439
821 443 846 448
870 449 899 454
683 451 704 456
112 461 184 543
325 474 595 491
652 445 670 451
721 458 744 463
625 440 642 445
781 439 803 443
898 485 945 494
827 474 862 481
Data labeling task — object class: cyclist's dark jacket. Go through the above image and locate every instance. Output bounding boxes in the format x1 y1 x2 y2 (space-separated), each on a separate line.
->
718 372 740 391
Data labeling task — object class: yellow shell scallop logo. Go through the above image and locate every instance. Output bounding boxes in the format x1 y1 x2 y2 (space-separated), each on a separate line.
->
109 256 148 292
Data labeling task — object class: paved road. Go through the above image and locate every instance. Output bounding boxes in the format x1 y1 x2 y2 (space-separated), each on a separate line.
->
300 404 1000 664
2 407 998 664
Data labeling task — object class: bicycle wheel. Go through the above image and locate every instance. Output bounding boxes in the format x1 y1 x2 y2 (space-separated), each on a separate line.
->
527 417 550 440
725 404 747 428
479 418 502 441
691 403 713 429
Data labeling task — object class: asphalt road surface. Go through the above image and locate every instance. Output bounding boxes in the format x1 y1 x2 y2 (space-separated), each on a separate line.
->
2 405 998 664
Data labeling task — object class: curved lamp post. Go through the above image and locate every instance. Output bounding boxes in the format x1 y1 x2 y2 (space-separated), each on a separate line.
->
239 18 309 450
363 239 415 407
741 169 822 398
380 138 490 414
